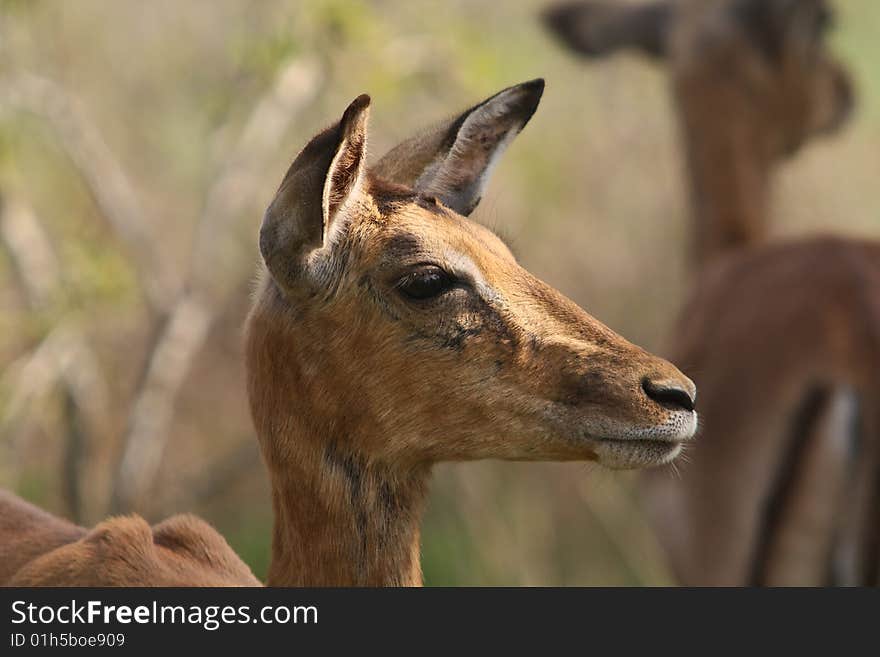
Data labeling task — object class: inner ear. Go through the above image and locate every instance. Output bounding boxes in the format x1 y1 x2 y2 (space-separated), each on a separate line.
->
259 94 370 291
412 84 539 215
371 79 544 216
322 95 370 241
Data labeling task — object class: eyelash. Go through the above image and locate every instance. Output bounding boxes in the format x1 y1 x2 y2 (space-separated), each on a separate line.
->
395 266 459 301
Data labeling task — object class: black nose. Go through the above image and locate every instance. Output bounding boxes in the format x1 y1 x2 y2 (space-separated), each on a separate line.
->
642 378 696 412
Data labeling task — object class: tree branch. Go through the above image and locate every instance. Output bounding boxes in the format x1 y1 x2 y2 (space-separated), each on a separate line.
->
0 194 108 521
110 56 323 513
0 73 175 311
0 195 59 309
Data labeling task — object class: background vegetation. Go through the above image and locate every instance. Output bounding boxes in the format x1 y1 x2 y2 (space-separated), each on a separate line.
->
1 0 878 585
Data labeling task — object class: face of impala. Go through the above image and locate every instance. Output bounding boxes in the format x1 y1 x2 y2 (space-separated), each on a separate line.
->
308 185 697 468
247 82 698 472
543 0 854 159
674 0 853 159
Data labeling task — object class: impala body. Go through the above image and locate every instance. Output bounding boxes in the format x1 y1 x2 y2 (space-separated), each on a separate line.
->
0 491 259 586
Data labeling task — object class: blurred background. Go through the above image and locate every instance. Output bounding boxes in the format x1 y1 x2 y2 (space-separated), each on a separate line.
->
1 0 878 585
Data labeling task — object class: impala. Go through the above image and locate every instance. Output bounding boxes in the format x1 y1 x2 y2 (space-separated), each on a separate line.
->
1 81 698 586
544 0 878 585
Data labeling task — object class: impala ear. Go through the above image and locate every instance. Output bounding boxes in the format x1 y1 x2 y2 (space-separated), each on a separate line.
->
729 0 833 59
542 1 672 59
371 79 544 216
260 94 370 288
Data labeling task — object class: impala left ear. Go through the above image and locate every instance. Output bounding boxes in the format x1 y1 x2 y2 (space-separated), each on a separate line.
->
371 79 544 216
259 94 370 290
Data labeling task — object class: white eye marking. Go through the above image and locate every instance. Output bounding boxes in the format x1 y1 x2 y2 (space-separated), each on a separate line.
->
439 249 498 300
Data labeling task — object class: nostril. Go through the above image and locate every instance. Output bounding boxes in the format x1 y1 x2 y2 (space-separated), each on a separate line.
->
642 378 696 412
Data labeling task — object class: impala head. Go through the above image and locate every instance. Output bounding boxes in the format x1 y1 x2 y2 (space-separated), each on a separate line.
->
543 0 854 158
246 80 697 472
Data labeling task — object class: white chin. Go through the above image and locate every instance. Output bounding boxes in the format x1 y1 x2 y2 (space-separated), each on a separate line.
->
594 439 684 470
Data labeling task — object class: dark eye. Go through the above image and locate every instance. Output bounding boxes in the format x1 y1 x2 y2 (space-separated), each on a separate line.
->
397 266 454 301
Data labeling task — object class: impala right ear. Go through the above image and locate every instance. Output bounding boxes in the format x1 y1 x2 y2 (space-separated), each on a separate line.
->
542 1 673 59
260 95 370 289
371 79 544 216
729 0 834 59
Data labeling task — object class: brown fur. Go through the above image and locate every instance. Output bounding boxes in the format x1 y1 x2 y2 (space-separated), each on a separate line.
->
246 82 697 586
545 0 876 585
658 239 880 585
668 0 853 266
0 491 259 586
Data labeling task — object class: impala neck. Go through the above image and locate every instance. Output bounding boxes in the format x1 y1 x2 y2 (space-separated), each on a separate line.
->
264 437 430 587
676 88 772 269
246 283 432 587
